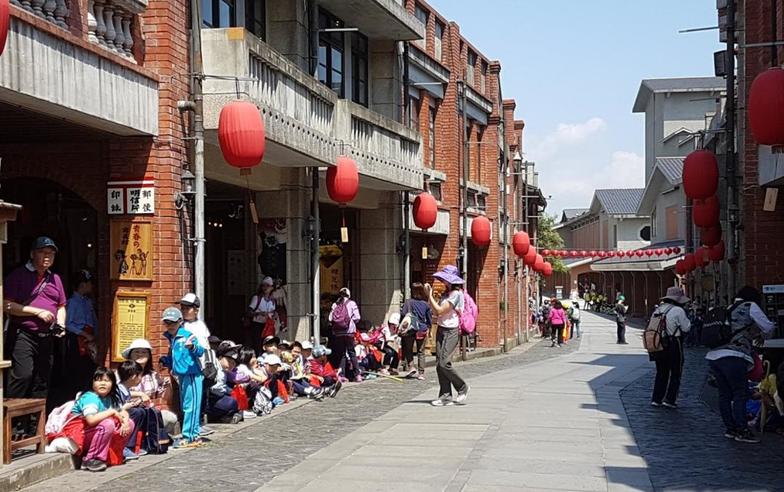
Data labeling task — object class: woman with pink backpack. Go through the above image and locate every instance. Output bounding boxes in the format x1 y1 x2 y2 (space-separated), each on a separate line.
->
426 265 470 407
328 287 362 382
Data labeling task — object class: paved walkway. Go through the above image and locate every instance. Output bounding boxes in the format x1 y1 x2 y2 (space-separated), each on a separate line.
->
257 313 654 492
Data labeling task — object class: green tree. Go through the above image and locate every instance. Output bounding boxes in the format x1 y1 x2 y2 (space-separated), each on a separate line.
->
537 214 567 273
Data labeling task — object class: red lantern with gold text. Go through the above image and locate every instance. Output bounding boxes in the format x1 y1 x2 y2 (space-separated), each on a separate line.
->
701 224 722 247
683 253 696 272
692 195 720 228
471 216 491 249
523 247 537 266
0 0 9 56
413 192 437 230
542 262 553 277
218 100 266 172
748 67 784 145
512 231 530 257
683 150 719 200
707 240 725 262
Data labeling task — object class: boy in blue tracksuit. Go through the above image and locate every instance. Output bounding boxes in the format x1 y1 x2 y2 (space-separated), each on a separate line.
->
160 306 204 448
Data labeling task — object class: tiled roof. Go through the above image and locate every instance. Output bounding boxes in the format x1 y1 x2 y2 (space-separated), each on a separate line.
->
641 77 725 93
561 208 588 221
655 157 684 185
594 189 645 215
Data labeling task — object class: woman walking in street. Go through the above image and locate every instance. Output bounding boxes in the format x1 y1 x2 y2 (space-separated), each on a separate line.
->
615 295 629 344
706 286 775 443
400 283 432 380
549 300 567 347
650 287 691 409
426 265 469 407
329 287 362 382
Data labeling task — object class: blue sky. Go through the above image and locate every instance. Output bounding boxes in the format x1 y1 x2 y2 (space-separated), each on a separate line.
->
427 0 723 216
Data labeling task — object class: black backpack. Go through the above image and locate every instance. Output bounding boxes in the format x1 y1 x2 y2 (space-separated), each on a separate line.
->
700 304 736 348
142 407 170 454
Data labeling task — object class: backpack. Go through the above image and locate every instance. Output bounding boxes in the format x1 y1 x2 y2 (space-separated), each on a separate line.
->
459 291 478 335
142 407 170 454
45 399 77 436
253 386 274 416
643 306 673 353
331 301 351 333
202 348 219 386
700 305 734 348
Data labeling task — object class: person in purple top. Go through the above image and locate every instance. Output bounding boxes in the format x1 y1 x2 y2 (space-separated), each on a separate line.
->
3 237 67 402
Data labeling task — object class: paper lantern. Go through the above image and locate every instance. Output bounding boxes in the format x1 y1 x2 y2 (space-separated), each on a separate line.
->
673 247 681 254
627 250 636 257
569 251 579 258
542 262 553 276
635 250 644 258
533 254 545 272
701 224 722 247
683 150 719 200
617 251 625 258
579 250 587 257
748 67 784 145
218 100 266 170
598 251 607 258
694 247 707 268
645 250 654 257
523 247 537 266
471 216 491 248
675 259 687 275
326 156 360 204
512 231 530 257
655 248 664 256
683 253 696 272
608 251 617 258
0 0 9 56
664 248 673 255
413 192 437 230
707 240 725 262
692 196 720 228
542 249 551 256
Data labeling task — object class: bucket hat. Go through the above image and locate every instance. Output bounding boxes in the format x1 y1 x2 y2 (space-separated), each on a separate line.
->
661 287 690 305
122 339 152 360
433 265 464 285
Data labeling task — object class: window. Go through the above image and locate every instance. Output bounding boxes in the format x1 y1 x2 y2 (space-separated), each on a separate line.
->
245 0 266 39
434 22 444 61
639 225 651 241
476 126 484 181
613 224 618 247
429 104 437 168
429 182 442 201
477 194 486 211
203 0 236 28
408 97 420 130
480 60 488 93
351 33 368 106
651 209 657 239
414 4 428 49
318 10 345 97
466 50 476 85
467 191 478 208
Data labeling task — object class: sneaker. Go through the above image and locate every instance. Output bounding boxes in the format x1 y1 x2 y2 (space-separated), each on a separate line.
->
734 429 760 443
242 410 257 419
172 438 205 449
231 413 244 424
455 385 470 404
329 380 343 398
406 369 418 378
389 369 399 376
199 426 215 437
416 374 426 381
662 401 678 409
650 401 662 407
431 397 454 407
378 368 390 376
724 429 738 439
82 459 107 472
123 448 140 461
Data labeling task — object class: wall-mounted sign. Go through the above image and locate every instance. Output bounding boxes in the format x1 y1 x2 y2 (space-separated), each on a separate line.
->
110 220 153 281
111 290 150 362
107 179 155 215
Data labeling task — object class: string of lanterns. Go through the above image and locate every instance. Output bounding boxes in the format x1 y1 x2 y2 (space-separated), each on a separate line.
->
537 248 682 259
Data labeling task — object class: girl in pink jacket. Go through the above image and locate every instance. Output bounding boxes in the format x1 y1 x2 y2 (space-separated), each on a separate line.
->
549 300 567 347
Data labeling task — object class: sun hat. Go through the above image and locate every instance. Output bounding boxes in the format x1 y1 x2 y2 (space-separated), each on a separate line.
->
312 345 332 358
263 335 281 347
217 340 241 358
122 339 152 360
661 287 690 305
433 265 464 285
388 313 401 325
263 354 282 365
161 306 183 322
179 293 200 308
261 277 274 286
31 236 58 252
339 287 351 298
300 340 313 350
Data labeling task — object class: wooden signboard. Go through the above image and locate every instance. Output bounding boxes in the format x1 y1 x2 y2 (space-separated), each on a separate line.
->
110 220 153 281
111 290 150 362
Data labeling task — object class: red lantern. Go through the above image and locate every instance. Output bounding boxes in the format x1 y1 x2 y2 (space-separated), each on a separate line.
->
598 251 607 258
694 247 707 268
579 250 587 257
617 251 625 258
471 216 491 249
512 231 530 257
327 156 359 204
654 248 664 256
542 249 551 256
664 248 673 255
683 150 719 200
218 100 266 170
608 251 617 258
635 250 644 258
701 224 722 247
627 250 636 257
533 254 545 272
645 250 654 257
0 0 9 56
569 251 579 258
683 253 696 272
588 250 597 257
707 240 725 262
675 259 687 275
673 247 681 254
413 192 437 230
524 247 537 266
692 196 720 228
748 67 784 145
542 262 553 276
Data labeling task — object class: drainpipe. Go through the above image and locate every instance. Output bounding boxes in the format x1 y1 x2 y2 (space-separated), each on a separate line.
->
311 168 321 342
725 0 738 300
189 0 206 316
403 191 411 302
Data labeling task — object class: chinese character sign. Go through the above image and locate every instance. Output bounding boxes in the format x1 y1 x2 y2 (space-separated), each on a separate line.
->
108 188 124 215
110 220 153 281
106 180 155 215
127 187 155 214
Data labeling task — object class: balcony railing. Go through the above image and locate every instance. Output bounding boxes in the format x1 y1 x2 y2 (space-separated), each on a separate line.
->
12 0 70 28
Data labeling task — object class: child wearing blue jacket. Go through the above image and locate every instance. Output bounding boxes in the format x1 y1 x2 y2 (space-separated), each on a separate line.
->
160 306 205 448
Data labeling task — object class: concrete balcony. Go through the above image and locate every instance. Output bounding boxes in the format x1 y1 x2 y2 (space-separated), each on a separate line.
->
316 0 424 41
202 28 423 190
0 8 158 135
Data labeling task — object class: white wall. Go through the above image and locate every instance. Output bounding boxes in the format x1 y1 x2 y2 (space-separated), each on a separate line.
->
614 217 650 250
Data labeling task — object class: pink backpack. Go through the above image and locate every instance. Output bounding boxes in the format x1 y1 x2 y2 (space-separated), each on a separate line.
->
459 292 478 335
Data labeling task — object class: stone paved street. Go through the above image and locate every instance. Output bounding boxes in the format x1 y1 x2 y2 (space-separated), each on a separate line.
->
26 313 784 491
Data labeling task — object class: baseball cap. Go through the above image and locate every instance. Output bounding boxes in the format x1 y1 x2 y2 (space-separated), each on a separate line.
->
278 339 291 349
263 335 280 347
300 340 313 350
161 306 183 322
31 236 58 252
312 345 332 358
261 276 274 286
179 293 200 308
263 354 282 365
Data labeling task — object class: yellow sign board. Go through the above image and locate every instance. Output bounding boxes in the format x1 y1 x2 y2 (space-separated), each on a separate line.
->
112 290 150 362
110 220 153 281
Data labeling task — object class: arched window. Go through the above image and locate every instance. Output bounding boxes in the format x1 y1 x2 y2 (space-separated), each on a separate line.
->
639 225 651 241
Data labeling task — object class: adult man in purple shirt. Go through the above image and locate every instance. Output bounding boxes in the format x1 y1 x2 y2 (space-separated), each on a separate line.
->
3 237 67 400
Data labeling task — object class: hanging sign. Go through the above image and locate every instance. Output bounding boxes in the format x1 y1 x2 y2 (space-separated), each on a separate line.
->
107 179 155 215
110 220 153 281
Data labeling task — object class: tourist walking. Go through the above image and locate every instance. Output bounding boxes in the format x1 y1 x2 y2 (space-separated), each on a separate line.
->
400 283 432 380
705 286 775 443
650 287 691 409
549 300 567 347
329 287 362 382
615 295 628 344
426 265 469 407
568 300 581 338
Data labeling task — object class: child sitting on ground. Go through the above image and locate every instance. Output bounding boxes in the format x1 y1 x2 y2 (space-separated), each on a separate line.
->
283 350 324 400
72 367 135 472
309 346 342 397
116 360 148 460
208 342 242 423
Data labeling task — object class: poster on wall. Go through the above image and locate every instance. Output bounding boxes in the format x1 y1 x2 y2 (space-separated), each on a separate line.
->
111 290 150 362
110 220 153 281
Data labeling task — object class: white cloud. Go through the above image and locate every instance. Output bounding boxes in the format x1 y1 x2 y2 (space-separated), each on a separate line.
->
528 117 607 160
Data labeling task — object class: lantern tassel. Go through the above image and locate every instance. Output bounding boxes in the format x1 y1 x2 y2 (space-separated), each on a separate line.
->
340 208 349 243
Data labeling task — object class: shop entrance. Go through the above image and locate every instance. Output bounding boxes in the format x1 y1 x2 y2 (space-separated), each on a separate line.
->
318 204 359 334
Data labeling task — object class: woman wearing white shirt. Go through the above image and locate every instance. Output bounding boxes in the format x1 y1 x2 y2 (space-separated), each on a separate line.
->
247 277 277 354
650 287 691 409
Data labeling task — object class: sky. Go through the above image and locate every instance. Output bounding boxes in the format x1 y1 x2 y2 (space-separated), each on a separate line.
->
426 0 723 217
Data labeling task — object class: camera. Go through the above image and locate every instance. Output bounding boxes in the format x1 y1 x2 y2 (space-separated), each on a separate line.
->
50 323 66 336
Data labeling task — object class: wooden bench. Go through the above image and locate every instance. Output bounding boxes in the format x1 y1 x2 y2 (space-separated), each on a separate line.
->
3 398 46 464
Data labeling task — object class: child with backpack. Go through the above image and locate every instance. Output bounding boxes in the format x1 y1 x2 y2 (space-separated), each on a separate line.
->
645 287 691 409
328 288 362 382
426 265 470 407
400 283 433 380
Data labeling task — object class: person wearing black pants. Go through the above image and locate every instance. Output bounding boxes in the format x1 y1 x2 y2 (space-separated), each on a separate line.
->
615 296 628 344
649 287 691 408
330 333 360 380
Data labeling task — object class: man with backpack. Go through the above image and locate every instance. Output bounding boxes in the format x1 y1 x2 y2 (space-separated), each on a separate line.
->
645 287 691 409
568 301 581 339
